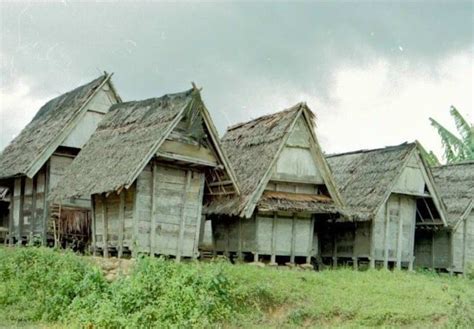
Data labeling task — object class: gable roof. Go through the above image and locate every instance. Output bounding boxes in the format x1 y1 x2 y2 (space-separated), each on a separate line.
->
206 103 344 218
327 142 447 223
0 73 118 179
51 87 239 200
431 161 474 227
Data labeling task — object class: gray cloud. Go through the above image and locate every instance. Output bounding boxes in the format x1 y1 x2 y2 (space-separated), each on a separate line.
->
1 1 472 152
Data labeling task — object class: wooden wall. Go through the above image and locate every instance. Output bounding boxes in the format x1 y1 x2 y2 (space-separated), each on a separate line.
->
11 163 48 242
414 230 451 270
213 212 316 263
94 162 206 259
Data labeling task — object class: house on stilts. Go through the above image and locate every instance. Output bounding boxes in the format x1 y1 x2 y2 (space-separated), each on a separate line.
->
325 142 448 270
416 161 473 274
51 86 239 260
0 73 121 246
207 103 345 266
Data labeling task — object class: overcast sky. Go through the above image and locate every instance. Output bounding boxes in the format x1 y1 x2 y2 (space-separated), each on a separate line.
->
0 1 472 161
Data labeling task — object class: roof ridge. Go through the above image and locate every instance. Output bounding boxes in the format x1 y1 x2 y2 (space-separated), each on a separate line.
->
433 160 474 168
327 142 415 158
226 102 304 132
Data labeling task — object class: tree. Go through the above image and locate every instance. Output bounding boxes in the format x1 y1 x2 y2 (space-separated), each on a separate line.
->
429 106 473 164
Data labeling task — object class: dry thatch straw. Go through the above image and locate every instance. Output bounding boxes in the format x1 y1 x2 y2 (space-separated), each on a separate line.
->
205 103 344 218
431 161 474 226
0 75 109 179
327 143 417 221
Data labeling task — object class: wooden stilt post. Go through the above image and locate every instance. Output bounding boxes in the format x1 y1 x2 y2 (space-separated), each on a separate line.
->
31 175 37 240
42 161 50 246
306 217 315 265
18 177 25 245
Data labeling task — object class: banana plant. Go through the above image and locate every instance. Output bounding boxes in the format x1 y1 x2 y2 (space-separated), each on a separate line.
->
429 106 473 164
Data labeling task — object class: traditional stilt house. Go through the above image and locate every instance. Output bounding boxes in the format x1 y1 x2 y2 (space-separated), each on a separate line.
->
325 142 448 270
416 162 473 273
51 86 239 260
0 74 121 245
206 103 345 266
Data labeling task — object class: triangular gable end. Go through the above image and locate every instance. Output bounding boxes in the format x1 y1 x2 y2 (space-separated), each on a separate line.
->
26 74 119 178
157 95 240 196
242 107 343 218
388 147 448 226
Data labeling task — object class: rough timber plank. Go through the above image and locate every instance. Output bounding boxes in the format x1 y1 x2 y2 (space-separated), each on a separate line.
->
176 170 192 262
118 191 125 258
102 195 109 258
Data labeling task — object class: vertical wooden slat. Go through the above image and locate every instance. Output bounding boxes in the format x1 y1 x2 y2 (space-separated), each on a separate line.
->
132 182 139 258
332 219 337 268
431 231 435 269
8 182 14 245
102 195 109 258
383 203 390 269
193 174 205 259
290 214 296 263
237 217 243 261
176 170 192 262
307 217 315 264
254 213 259 262
91 196 97 256
369 216 376 269
42 161 50 245
18 176 25 244
118 191 125 258
150 163 157 256
271 213 277 264
396 199 403 269
352 222 358 270
31 175 37 237
462 218 467 274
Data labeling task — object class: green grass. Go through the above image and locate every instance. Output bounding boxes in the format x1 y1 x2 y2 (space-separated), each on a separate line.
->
1 246 473 328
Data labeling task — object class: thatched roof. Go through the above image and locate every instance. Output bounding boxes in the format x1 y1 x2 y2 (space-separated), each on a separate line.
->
431 161 474 226
327 143 417 220
52 88 238 200
0 74 113 179
206 103 344 218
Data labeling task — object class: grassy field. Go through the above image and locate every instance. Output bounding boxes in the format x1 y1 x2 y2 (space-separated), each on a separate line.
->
1 247 473 328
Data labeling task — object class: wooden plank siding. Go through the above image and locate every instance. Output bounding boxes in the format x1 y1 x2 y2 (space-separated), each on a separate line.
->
92 161 205 259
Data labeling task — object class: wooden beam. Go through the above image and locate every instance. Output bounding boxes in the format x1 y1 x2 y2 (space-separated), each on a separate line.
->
176 170 192 262
369 218 375 269
150 163 157 256
422 197 436 222
207 180 233 187
102 195 109 258
132 183 139 258
431 230 435 269
118 191 125 258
